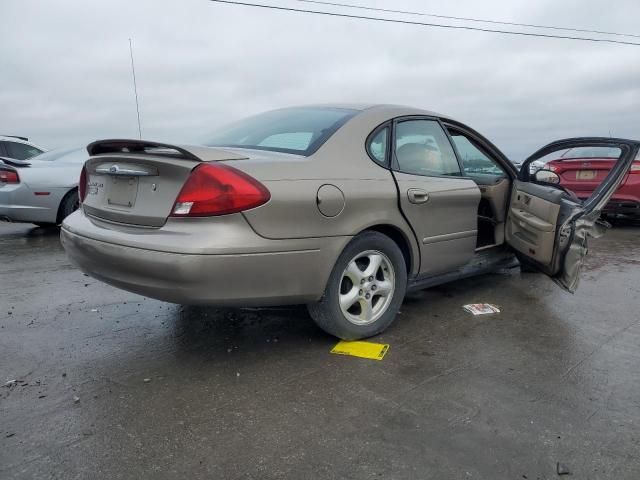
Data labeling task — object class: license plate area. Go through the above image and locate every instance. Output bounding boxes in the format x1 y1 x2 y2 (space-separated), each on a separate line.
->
107 176 139 208
576 170 596 180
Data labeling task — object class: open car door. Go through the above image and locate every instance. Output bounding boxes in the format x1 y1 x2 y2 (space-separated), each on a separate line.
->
506 137 639 292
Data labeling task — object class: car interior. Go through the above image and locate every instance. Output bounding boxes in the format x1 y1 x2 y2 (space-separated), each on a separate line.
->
447 131 601 268
395 143 446 176
505 181 565 265
447 129 567 265
447 130 512 251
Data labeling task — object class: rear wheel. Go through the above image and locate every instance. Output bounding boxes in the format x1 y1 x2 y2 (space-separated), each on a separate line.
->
57 189 79 223
307 231 407 340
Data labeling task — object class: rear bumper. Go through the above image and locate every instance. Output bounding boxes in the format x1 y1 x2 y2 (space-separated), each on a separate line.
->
61 211 350 306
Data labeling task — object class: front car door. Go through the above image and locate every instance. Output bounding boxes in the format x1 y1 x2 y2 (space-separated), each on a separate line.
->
446 124 514 250
507 137 639 292
390 117 480 276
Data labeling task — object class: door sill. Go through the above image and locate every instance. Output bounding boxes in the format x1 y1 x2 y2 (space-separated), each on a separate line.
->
475 243 501 252
408 246 517 292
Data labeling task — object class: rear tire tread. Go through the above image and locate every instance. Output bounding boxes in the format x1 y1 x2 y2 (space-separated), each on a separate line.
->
56 189 79 224
307 231 407 340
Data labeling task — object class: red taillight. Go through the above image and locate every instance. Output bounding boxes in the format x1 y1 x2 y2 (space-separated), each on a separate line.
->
78 166 87 202
170 163 270 217
0 169 19 184
548 164 559 172
630 162 640 174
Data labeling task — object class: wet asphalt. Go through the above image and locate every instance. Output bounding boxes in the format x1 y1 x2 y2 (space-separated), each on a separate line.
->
0 220 639 480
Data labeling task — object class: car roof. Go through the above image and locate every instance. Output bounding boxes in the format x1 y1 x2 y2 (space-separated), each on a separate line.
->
162 104 457 161
295 103 451 120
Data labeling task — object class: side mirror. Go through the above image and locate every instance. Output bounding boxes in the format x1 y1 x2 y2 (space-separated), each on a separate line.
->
534 169 560 184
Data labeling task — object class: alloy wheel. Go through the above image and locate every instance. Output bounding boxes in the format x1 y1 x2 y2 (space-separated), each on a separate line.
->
339 250 395 325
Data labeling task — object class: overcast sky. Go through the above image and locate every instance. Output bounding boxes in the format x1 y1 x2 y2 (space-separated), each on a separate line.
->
2 0 639 159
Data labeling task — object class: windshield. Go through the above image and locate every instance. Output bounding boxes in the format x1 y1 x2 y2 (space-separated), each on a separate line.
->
206 107 358 156
31 147 87 162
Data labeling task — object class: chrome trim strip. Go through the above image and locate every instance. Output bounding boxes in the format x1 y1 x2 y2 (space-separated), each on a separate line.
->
423 230 477 245
95 164 158 176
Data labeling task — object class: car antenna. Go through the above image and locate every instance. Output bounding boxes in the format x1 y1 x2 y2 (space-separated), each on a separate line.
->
129 38 142 140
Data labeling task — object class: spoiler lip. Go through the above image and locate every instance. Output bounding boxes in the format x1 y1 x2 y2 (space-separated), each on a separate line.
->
0 156 31 168
87 139 202 161
0 135 28 141
86 139 249 163
551 156 620 162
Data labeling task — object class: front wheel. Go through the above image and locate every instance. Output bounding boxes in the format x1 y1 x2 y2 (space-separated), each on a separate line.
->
307 231 407 340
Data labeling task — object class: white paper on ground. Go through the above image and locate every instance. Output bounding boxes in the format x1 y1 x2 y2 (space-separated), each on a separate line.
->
463 303 501 315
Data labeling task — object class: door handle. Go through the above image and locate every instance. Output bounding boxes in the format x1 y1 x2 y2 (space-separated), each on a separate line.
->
407 188 429 204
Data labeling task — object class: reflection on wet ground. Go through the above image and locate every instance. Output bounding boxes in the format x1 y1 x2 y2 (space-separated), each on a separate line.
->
1 221 639 479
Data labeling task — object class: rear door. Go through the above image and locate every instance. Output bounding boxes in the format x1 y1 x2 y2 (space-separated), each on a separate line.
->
390 117 480 276
506 138 639 292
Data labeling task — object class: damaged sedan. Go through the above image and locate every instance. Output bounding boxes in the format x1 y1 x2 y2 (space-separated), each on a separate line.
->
60 105 639 339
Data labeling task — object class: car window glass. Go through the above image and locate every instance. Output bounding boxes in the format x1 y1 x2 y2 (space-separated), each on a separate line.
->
258 132 313 151
394 120 460 176
206 107 357 156
33 148 86 162
367 127 388 164
450 133 506 178
5 142 42 160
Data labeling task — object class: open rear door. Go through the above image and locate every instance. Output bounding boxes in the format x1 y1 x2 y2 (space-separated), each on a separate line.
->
506 138 639 292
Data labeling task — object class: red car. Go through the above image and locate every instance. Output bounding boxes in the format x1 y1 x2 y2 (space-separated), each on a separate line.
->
546 146 640 217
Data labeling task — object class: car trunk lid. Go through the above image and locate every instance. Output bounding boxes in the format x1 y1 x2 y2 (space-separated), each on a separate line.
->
549 157 631 197
81 139 248 227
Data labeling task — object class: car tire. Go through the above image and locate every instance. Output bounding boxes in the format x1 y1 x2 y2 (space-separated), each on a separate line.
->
57 189 79 223
307 231 407 340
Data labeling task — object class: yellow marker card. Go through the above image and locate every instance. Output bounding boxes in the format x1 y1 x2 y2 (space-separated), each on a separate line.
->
330 340 389 361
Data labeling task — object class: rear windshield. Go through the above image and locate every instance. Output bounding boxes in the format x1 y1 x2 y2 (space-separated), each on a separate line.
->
32 148 87 162
561 147 622 159
206 107 358 156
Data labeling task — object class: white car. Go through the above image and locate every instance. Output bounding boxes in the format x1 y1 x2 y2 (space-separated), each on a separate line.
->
0 135 45 160
0 148 85 227
529 159 548 174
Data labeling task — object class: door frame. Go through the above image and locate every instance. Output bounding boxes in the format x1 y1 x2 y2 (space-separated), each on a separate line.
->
513 137 640 291
519 137 639 216
441 119 519 180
